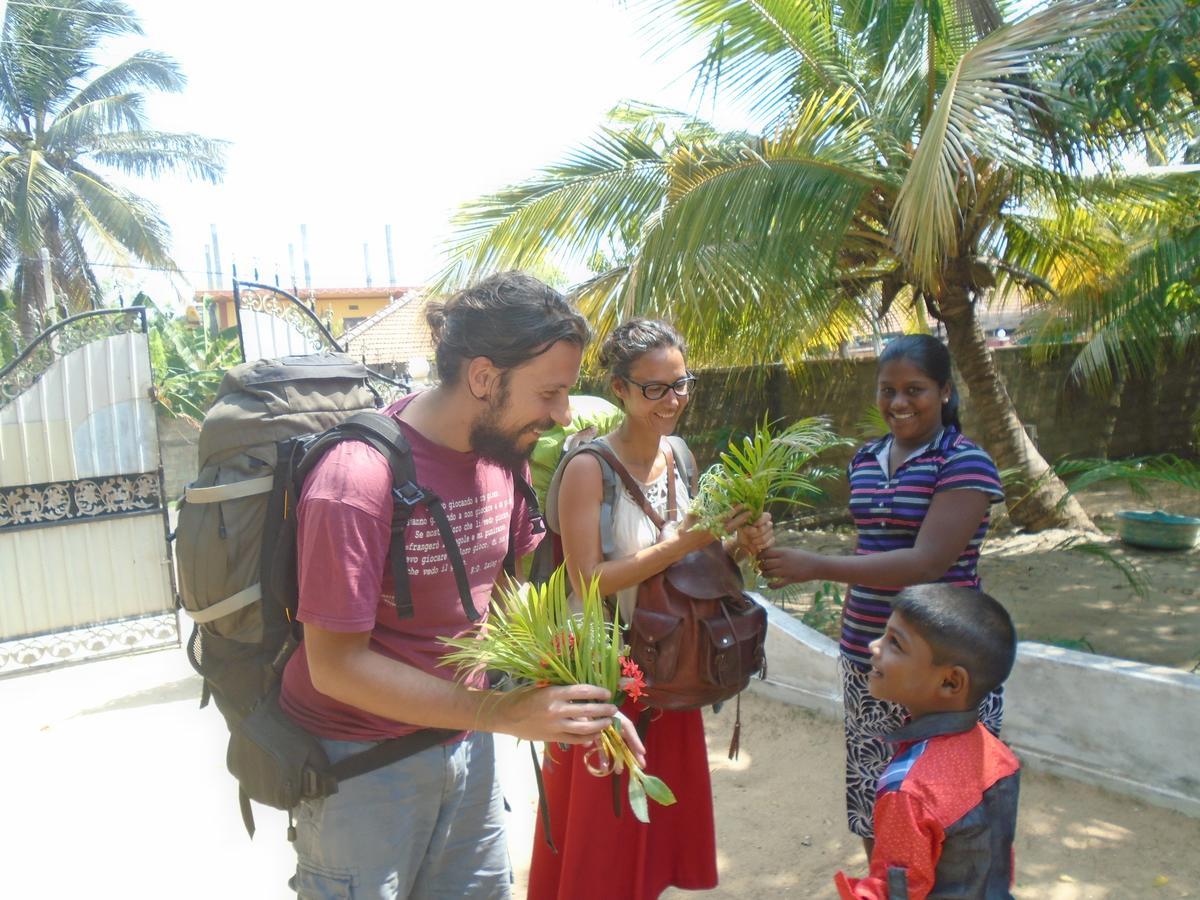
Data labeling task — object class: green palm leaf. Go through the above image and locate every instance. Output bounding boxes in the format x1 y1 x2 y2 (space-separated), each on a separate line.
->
446 0 1195 533
642 0 861 128
690 416 851 530
0 0 225 336
893 0 1125 289
59 50 185 116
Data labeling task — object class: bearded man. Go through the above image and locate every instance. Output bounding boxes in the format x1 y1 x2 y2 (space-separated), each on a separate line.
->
280 271 633 899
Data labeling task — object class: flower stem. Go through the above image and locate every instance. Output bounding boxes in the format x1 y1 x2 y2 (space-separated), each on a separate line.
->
601 724 644 783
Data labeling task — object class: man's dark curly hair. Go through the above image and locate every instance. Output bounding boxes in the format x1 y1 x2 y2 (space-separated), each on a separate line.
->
425 271 591 384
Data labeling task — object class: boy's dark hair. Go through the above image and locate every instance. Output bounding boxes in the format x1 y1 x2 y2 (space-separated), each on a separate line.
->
893 584 1017 706
598 318 686 381
878 333 961 429
425 271 591 384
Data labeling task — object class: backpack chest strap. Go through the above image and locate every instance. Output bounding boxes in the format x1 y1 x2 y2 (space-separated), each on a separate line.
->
390 483 477 622
337 415 541 623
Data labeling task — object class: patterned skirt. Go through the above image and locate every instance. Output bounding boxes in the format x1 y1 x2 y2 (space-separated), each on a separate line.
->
840 655 1005 838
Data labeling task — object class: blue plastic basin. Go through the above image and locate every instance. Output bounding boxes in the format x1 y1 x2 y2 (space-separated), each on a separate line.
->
1116 510 1200 551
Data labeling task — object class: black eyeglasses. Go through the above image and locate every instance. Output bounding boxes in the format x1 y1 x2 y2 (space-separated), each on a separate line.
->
622 373 696 400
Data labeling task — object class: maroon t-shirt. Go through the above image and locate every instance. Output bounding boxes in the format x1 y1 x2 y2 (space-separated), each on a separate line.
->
280 394 542 741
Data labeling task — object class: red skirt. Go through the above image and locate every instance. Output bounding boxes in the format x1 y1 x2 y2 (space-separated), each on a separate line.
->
526 702 717 900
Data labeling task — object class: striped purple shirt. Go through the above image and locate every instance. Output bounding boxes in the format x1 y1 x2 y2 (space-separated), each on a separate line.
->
840 427 1004 664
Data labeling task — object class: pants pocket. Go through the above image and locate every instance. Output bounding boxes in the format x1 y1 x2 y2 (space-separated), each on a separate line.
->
292 862 354 900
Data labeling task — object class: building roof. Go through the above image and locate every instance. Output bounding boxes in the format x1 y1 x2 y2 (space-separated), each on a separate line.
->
342 291 435 367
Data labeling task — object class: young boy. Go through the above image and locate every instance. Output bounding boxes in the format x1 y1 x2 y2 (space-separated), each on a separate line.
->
834 584 1020 900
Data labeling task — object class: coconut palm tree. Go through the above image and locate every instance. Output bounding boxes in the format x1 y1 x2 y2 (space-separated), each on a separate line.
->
439 0 1193 532
1019 0 1200 403
0 0 225 343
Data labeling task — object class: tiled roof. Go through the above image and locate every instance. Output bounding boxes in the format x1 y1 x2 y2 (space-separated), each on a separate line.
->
342 291 436 367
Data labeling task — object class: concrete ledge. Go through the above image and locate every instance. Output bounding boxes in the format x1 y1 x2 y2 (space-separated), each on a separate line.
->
751 598 842 720
750 598 1200 819
1004 643 1200 818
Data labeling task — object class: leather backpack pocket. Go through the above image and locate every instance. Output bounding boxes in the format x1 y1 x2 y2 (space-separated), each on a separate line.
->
630 608 683 683
700 599 768 688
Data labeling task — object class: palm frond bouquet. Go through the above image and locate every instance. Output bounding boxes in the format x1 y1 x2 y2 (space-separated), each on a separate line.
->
441 566 676 823
690 416 852 533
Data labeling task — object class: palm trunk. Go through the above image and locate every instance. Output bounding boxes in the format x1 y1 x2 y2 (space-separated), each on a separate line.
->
939 284 1094 532
15 258 47 347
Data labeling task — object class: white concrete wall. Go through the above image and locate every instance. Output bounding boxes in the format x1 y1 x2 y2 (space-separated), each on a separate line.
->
750 599 1200 819
1003 644 1200 817
753 597 843 718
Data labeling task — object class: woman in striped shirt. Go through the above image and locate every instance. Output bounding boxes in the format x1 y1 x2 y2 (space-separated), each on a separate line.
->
760 334 1005 853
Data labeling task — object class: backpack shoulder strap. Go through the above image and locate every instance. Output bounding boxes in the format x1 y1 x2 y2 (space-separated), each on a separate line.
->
545 437 621 558
585 439 666 531
502 469 545 579
592 439 620 558
665 434 699 495
302 411 478 622
297 412 414 487
511 470 544 535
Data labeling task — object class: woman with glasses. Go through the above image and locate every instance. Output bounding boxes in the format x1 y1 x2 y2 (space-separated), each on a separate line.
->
527 318 773 900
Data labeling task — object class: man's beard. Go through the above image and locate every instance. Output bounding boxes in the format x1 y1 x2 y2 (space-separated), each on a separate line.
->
469 381 554 468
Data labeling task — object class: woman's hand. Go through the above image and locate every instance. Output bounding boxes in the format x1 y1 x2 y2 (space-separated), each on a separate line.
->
682 503 752 537
757 546 824 588
733 511 774 559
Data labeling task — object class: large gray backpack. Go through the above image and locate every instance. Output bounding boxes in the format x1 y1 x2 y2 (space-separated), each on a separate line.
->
177 354 378 665
175 353 536 838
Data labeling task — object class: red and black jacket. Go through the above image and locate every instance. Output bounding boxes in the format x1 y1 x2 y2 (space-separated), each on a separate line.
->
836 709 1020 899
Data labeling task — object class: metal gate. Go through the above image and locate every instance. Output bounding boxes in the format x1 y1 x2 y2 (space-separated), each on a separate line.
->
232 277 341 362
232 277 408 400
0 308 178 675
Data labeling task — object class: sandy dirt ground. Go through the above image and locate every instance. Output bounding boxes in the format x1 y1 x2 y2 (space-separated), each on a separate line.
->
8 486 1194 899
777 483 1200 670
507 692 1200 899
5 643 1196 899
503 482 1200 900
664 693 1200 900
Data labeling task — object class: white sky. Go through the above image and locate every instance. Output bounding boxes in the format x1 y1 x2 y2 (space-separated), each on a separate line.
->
92 0 751 306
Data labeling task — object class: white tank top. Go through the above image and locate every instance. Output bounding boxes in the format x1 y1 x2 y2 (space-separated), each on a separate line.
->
609 452 692 623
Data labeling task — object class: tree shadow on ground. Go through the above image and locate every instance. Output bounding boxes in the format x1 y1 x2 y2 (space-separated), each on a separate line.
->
771 518 1200 669
74 674 202 717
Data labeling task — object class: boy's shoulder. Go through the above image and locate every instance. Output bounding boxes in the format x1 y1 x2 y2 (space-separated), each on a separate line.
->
882 720 1019 825
925 721 1019 775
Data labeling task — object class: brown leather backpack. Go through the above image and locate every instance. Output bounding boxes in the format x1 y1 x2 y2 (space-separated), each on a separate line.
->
586 442 768 712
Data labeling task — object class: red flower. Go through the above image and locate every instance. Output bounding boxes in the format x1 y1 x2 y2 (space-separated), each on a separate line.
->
619 656 647 702
550 631 578 657
625 674 647 702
